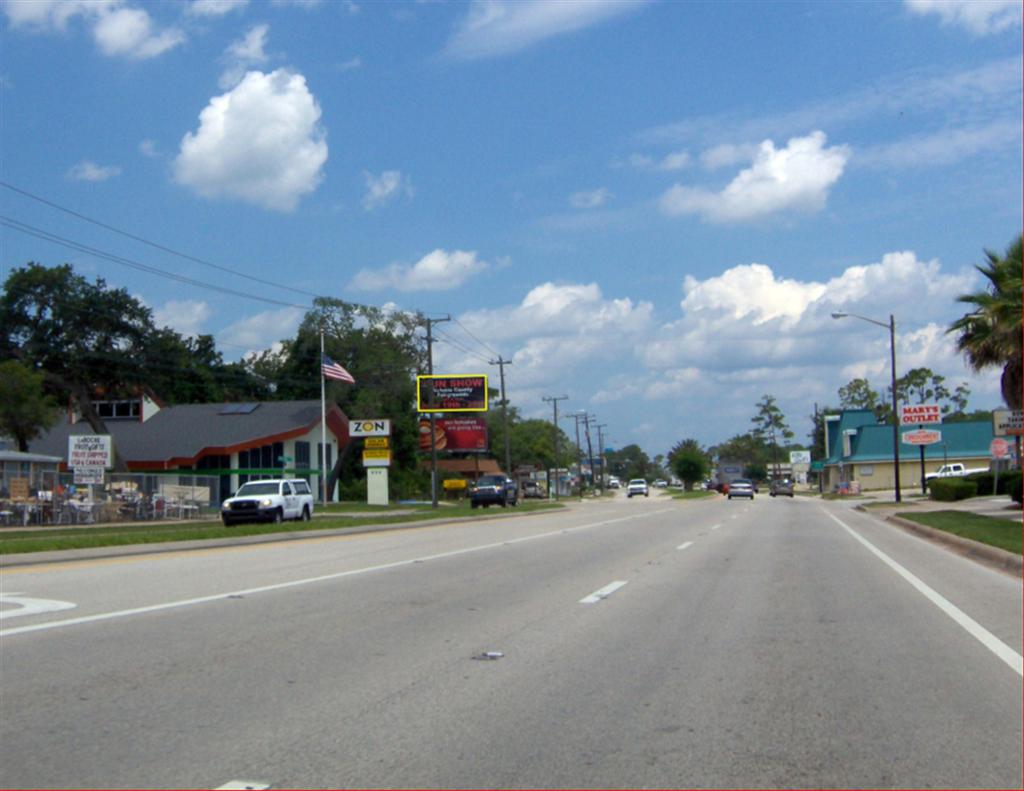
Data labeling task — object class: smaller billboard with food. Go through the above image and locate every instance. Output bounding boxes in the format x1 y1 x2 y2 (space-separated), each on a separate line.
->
417 374 488 412
418 417 489 452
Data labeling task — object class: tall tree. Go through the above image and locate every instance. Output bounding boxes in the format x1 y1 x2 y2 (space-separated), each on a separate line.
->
0 360 60 451
948 235 1023 409
751 394 793 479
838 378 880 411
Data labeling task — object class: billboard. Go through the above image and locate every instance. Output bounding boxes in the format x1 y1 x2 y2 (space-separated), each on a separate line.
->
417 375 488 412
418 417 488 452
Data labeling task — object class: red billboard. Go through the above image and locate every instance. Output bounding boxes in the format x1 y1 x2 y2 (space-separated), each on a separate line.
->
418 417 488 452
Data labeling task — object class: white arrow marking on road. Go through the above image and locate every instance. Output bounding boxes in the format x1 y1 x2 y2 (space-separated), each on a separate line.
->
0 593 77 620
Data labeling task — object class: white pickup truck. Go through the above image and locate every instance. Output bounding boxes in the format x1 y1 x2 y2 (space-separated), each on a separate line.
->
923 463 988 482
221 478 315 526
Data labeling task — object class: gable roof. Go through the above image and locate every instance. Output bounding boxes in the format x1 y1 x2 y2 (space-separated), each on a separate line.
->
29 400 349 469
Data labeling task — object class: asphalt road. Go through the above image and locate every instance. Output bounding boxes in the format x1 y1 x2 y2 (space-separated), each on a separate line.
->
1 493 1021 789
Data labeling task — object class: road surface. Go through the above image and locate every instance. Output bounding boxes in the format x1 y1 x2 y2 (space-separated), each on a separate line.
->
1 493 1021 788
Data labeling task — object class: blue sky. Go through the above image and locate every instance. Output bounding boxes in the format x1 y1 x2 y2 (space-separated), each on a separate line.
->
2 0 1021 457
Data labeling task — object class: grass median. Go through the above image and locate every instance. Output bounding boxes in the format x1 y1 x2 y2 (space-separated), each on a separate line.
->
895 510 1022 555
0 500 563 556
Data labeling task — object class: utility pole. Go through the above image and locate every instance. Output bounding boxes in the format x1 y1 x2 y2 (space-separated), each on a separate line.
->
582 413 596 491
424 315 450 508
542 395 568 500
489 356 513 479
595 423 607 494
572 412 585 500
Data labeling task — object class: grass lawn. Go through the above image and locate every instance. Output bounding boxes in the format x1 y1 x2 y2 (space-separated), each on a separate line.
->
0 500 562 555
673 490 717 500
896 510 1022 555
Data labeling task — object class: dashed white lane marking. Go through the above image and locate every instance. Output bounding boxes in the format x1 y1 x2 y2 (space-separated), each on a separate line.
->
0 593 76 620
580 580 628 604
2 510 677 638
677 541 694 551
215 782 270 790
711 523 722 531
826 510 1023 677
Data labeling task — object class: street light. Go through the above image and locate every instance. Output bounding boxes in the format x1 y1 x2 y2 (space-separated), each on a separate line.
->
831 311 901 503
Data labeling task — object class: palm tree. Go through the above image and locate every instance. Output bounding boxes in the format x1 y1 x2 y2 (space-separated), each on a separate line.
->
948 235 1023 409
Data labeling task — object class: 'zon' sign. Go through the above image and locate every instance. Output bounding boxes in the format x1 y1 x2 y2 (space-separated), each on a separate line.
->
349 419 391 437
417 375 488 413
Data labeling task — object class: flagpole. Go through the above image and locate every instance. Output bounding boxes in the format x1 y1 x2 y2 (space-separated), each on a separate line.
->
320 329 328 506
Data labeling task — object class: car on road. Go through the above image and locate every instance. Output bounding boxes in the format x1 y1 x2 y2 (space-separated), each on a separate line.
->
653 479 668 488
770 479 794 497
221 478 314 526
522 481 544 499
470 475 518 508
627 479 649 498
727 478 755 499
608 477 621 489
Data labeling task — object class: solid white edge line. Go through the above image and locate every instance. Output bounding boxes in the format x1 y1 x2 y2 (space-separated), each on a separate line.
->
677 541 694 551
825 510 1023 677
2 509 676 638
580 580 628 604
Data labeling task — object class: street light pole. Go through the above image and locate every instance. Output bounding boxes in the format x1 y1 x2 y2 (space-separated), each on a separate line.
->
542 395 568 500
832 311 902 503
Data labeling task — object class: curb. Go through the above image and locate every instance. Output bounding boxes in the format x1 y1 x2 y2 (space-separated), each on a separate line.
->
882 513 1022 577
0 506 561 569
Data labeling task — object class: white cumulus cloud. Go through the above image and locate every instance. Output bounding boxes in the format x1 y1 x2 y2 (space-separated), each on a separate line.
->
659 131 850 223
220 24 270 89
174 69 328 212
569 188 612 209
444 0 644 59
362 170 414 210
187 0 249 17
349 249 488 292
92 6 184 59
905 0 1022 35
220 307 305 353
67 160 122 181
153 299 211 338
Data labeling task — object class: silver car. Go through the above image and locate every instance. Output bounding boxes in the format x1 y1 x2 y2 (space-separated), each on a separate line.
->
727 478 755 499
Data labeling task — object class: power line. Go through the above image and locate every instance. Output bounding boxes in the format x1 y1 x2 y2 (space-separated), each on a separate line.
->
1 180 325 300
1 216 313 310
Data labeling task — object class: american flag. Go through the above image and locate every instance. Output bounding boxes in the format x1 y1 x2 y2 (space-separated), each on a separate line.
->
322 354 355 383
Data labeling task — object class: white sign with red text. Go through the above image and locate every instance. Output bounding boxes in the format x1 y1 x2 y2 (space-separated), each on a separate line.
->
900 404 941 426
68 435 113 469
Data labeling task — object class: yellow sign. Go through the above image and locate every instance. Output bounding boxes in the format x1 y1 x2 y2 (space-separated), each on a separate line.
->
362 449 391 467
443 479 467 490
364 437 390 449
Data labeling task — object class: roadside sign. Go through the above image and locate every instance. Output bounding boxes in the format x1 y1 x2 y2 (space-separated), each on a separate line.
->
993 409 1023 436
900 404 941 426
73 468 105 485
789 450 811 465
902 429 942 446
990 438 1010 458
362 449 391 467
68 435 113 469
364 437 390 449
350 419 391 437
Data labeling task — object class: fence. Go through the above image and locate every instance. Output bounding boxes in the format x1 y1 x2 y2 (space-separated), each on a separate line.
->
0 471 220 527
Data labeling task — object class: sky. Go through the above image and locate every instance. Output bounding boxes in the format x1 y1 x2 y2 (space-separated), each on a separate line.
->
1 0 1021 459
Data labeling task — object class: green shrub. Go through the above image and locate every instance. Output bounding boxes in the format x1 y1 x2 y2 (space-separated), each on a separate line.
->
929 478 977 502
965 471 994 495
967 470 1022 496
